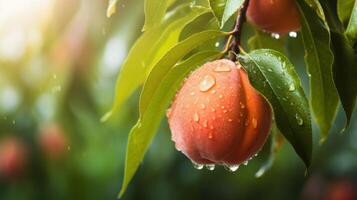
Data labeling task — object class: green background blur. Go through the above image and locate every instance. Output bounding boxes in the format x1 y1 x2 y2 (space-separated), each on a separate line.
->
0 0 356 199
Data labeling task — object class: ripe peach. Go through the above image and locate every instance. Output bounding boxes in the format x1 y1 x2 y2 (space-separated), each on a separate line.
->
38 123 68 159
0 137 27 178
167 59 272 167
246 0 301 35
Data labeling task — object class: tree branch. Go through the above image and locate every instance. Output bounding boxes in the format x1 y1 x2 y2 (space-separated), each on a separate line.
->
229 0 250 61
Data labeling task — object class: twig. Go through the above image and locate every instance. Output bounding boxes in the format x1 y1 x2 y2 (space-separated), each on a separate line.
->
229 0 250 61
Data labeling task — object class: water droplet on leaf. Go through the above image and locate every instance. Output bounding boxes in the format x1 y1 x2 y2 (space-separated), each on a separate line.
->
295 113 303 125
288 83 295 91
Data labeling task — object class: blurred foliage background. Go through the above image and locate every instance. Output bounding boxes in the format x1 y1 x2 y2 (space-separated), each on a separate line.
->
0 0 356 199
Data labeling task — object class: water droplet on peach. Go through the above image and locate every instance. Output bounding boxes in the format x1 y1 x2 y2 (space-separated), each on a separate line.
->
199 75 216 92
252 118 257 129
193 112 199 122
214 65 231 72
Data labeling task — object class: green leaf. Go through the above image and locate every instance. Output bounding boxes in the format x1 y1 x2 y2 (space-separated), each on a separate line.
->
337 0 355 26
248 30 286 54
221 0 244 28
331 31 357 128
297 0 338 139
209 0 225 26
239 49 312 167
140 30 227 112
345 0 357 43
304 0 326 21
118 50 223 198
180 13 218 40
103 5 208 122
107 0 119 18
143 0 171 31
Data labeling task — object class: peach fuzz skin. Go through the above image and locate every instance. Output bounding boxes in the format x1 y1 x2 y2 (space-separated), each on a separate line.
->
246 0 301 35
167 59 272 165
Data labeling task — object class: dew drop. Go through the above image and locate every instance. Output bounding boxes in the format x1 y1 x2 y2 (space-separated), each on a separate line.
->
282 61 286 69
240 102 245 108
209 125 214 129
210 90 216 94
200 104 206 109
208 133 213 139
202 120 208 127
219 94 223 99
193 112 199 122
192 161 204 170
228 118 233 122
205 164 215 171
190 92 195 96
243 161 249 166
215 42 220 47
295 113 304 125
211 107 216 112
214 65 231 72
289 31 297 38
267 68 273 72
221 106 225 109
288 83 296 91
224 164 239 172
252 118 258 129
199 75 216 92
223 110 228 113
271 33 280 39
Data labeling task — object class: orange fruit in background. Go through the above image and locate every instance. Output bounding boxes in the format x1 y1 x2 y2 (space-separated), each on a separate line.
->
247 0 301 35
167 59 272 168
0 137 27 178
38 123 68 160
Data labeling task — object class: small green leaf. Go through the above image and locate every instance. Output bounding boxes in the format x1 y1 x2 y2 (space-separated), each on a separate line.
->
221 0 244 28
337 0 355 26
107 0 119 18
345 0 357 43
248 30 286 54
239 49 312 167
143 0 171 31
304 0 326 21
118 50 223 198
103 5 208 122
297 0 338 139
208 0 226 27
331 31 357 128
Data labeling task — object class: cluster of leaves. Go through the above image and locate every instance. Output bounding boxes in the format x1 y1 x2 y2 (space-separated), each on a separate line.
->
105 0 357 197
